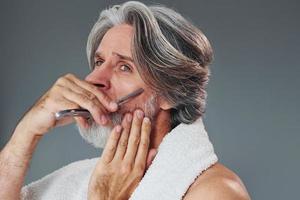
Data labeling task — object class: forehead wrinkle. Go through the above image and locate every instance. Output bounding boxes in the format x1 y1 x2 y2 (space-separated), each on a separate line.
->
94 50 133 61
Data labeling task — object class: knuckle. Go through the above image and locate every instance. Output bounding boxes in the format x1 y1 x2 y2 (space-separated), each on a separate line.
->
95 92 110 106
102 94 111 104
142 128 151 137
55 76 66 85
111 132 120 142
140 140 149 150
143 122 151 131
64 73 75 79
119 139 128 148
87 100 99 111
132 136 140 146
121 163 132 175
89 83 99 91
134 164 145 176
49 85 58 95
102 155 111 164
133 119 142 128
80 95 97 109
79 94 89 102
87 92 98 102
146 126 151 134
107 145 116 154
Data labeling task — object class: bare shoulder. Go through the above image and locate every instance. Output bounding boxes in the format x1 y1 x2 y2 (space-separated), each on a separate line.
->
183 162 251 200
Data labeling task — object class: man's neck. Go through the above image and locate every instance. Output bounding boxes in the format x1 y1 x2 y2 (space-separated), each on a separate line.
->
149 109 171 149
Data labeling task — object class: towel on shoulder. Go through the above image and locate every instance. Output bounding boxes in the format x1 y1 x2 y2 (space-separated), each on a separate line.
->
21 117 218 200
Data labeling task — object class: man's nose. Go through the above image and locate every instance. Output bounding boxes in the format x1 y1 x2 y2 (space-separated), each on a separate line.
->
85 64 112 90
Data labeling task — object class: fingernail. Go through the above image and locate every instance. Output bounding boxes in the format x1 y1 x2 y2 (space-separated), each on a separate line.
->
116 125 122 133
101 115 107 124
110 102 118 111
136 110 144 119
144 117 150 124
127 113 132 122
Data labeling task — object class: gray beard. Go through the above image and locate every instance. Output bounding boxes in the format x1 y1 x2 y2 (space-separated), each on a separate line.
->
77 95 159 148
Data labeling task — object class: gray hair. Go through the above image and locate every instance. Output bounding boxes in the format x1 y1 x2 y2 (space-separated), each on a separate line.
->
86 1 213 128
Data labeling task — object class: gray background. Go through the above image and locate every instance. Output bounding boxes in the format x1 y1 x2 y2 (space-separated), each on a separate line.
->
1 0 299 199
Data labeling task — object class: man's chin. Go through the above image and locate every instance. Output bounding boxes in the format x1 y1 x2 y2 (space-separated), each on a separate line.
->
76 113 123 148
76 120 113 149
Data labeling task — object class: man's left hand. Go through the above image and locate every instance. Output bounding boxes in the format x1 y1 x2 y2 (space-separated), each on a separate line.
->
88 110 157 200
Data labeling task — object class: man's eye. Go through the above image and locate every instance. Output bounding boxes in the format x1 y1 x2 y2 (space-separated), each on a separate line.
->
120 64 132 72
94 60 104 67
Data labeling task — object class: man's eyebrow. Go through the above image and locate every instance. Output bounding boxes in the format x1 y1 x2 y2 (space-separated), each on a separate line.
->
94 51 103 59
94 51 133 62
112 52 134 62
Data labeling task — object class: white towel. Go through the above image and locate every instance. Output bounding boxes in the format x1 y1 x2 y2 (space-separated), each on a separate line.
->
21 117 218 200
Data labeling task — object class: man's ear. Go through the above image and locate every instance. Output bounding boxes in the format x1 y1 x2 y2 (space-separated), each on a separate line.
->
158 96 172 110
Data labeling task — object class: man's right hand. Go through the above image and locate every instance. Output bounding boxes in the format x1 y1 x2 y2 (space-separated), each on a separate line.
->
16 73 118 138
0 73 119 200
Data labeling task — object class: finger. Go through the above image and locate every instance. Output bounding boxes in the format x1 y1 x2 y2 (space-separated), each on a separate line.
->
146 148 157 169
74 116 90 129
113 113 132 161
101 125 122 164
56 75 90 96
60 85 108 125
51 96 80 127
59 78 109 128
65 74 118 112
123 109 144 163
51 86 93 128
135 117 152 168
55 77 109 125
54 77 97 128
55 116 75 127
53 97 91 129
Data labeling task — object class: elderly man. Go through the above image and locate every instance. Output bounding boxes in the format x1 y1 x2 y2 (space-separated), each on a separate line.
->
0 1 250 200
